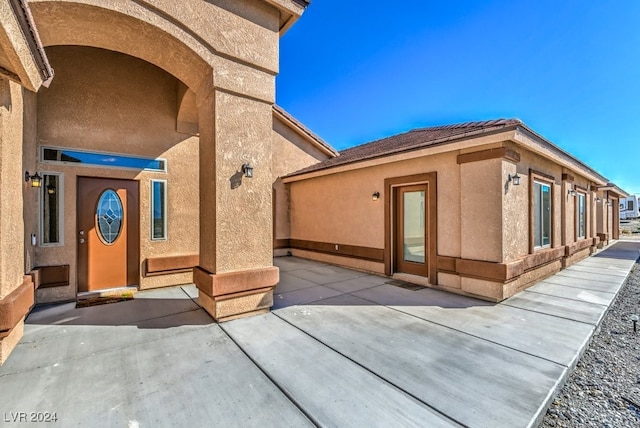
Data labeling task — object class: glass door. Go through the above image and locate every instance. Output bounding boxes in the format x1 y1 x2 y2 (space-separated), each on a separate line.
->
395 184 428 276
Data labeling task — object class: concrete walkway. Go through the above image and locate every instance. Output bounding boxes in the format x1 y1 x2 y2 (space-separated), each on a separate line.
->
1 242 638 427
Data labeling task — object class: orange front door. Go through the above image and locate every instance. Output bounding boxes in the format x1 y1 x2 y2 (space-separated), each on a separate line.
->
77 177 139 292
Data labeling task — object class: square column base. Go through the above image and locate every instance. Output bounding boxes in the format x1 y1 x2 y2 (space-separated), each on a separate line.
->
0 318 24 365
194 266 279 322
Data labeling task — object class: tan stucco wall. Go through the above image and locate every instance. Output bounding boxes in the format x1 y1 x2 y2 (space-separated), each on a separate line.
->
289 150 463 257
29 46 199 301
272 115 332 242
0 79 25 299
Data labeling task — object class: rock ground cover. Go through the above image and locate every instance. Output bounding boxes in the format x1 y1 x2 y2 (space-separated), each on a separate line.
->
540 259 640 427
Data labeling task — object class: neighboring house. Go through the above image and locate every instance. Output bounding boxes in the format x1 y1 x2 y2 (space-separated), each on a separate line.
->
0 0 319 365
282 119 627 302
619 195 640 220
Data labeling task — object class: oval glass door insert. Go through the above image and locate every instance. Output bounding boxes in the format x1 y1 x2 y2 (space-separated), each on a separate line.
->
96 189 123 244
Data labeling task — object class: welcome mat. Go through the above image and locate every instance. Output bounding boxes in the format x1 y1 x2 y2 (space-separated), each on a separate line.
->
386 280 426 291
76 295 134 308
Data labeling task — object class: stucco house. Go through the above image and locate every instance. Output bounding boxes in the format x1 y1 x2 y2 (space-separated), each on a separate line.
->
282 119 626 302
0 0 330 364
0 0 626 366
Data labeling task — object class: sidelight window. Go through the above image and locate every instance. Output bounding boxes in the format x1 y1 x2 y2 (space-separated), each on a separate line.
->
41 173 63 246
533 181 552 248
151 180 167 240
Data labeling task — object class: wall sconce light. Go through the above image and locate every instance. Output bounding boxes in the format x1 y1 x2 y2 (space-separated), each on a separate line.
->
241 163 253 178
372 192 380 201
568 189 577 197
508 173 521 186
595 197 602 203
25 171 42 188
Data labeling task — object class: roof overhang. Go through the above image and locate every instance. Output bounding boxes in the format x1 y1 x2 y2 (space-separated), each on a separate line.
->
261 0 310 36
273 105 338 158
284 123 610 185
0 0 53 91
597 183 628 198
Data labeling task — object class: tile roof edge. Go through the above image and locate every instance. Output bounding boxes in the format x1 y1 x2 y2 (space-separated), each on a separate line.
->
285 122 520 178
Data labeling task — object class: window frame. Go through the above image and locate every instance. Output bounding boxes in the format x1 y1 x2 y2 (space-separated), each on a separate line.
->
529 170 555 253
150 179 168 241
39 172 64 247
576 191 587 240
40 146 167 173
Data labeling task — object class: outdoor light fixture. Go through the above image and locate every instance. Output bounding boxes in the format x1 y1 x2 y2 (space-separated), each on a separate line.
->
568 189 577 197
25 171 42 188
372 192 380 201
595 197 602 203
241 163 253 178
508 173 521 186
631 314 639 332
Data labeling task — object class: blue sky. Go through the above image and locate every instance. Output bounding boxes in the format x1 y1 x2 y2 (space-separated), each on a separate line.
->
276 1 640 194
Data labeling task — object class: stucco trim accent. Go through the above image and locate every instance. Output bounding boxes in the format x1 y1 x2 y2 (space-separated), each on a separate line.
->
456 147 520 165
0 276 34 333
288 239 384 262
274 239 291 249
437 246 573 284
562 173 575 182
145 255 199 277
194 266 279 298
384 173 438 281
31 265 69 289
565 238 594 257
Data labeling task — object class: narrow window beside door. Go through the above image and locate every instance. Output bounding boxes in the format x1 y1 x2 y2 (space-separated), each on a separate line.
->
151 180 167 240
533 181 552 248
41 173 63 245
578 193 586 239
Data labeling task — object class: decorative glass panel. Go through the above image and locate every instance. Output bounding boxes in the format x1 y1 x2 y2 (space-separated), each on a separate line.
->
97 190 123 244
403 190 425 263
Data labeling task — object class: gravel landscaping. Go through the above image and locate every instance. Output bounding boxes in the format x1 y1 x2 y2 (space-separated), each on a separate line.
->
541 258 640 427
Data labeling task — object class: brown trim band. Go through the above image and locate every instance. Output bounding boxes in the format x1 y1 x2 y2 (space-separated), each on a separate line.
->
289 239 384 262
145 255 199 277
565 238 593 257
31 265 69 289
0 276 34 333
457 147 520 165
274 239 291 250
437 245 587 284
530 169 556 182
562 173 575 182
194 266 279 298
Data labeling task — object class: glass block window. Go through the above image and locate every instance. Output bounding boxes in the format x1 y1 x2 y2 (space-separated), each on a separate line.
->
97 189 123 244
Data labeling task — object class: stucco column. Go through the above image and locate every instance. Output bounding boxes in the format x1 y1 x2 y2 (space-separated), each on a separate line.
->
0 79 34 365
194 83 278 322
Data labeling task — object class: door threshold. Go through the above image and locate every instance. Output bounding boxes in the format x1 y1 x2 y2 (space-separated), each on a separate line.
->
392 273 430 287
77 285 139 300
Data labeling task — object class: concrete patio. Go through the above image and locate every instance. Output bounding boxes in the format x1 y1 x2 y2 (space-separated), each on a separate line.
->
1 241 638 427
